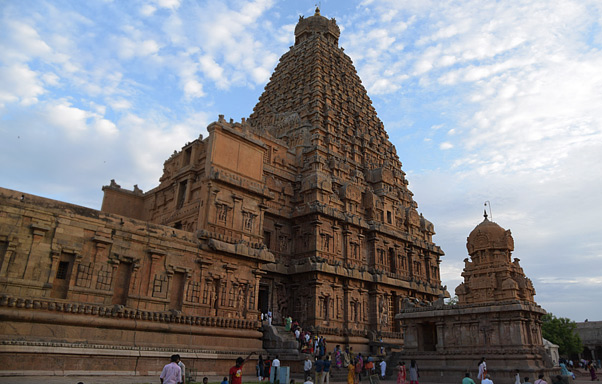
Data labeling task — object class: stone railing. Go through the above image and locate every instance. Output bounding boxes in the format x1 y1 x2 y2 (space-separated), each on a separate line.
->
398 299 543 313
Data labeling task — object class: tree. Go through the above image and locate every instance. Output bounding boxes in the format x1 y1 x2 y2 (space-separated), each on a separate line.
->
445 295 459 305
541 313 583 356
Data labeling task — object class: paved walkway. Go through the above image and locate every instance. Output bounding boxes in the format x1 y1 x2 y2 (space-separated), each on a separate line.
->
0 375 596 384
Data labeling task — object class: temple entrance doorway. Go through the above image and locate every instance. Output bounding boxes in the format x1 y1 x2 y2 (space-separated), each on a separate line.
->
421 322 437 351
258 284 270 314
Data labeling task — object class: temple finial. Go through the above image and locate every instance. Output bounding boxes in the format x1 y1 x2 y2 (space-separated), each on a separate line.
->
483 209 488 220
484 200 492 220
315 6 321 16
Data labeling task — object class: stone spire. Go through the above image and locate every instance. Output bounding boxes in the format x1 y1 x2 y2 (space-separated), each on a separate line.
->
455 216 536 304
248 10 424 223
249 10 390 156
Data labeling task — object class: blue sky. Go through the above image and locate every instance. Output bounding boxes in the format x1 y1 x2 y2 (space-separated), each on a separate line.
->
1 0 601 322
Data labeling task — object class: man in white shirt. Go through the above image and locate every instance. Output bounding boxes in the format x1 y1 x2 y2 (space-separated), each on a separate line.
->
176 354 186 384
304 376 313 384
379 360 387 379
160 355 182 384
304 355 313 380
272 355 281 382
482 374 494 384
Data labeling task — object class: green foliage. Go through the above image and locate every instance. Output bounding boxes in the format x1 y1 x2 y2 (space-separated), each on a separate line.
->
445 295 459 305
541 313 583 356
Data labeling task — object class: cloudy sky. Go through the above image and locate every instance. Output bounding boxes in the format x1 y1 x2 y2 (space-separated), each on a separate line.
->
1 0 601 322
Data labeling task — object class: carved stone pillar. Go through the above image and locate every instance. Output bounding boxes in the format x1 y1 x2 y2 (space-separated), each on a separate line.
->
46 250 61 286
342 226 351 264
231 193 243 231
146 248 166 296
0 238 17 278
252 270 265 313
436 323 445 352
406 245 414 278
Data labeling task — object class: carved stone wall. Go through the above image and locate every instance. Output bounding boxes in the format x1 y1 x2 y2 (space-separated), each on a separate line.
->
0 188 265 376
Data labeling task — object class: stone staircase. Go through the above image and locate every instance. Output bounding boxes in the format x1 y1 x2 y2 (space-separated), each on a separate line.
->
262 324 300 359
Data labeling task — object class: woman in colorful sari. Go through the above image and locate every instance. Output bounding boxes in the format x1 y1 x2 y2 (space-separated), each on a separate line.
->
397 361 406 384
588 361 598 381
285 316 292 331
355 356 363 383
334 345 342 368
347 359 356 384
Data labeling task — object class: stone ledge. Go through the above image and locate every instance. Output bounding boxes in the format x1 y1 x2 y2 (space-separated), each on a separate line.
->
0 340 258 357
0 294 260 330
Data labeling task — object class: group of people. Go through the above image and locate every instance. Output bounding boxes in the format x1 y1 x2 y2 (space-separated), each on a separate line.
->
256 354 282 382
343 351 392 384
390 360 418 384
161 351 598 384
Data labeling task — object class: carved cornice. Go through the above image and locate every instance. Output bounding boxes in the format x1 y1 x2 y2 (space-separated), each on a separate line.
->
0 294 260 330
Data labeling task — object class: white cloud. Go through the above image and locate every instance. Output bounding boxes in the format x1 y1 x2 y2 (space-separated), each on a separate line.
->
0 64 45 107
439 142 453 150
116 36 161 60
156 0 181 9
0 20 52 62
183 78 205 99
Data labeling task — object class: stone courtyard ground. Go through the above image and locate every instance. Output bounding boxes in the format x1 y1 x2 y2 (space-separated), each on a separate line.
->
0 372 596 384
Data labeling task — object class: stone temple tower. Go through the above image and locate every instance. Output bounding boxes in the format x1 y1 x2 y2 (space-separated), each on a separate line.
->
455 212 536 304
0 8 446 376
100 7 446 347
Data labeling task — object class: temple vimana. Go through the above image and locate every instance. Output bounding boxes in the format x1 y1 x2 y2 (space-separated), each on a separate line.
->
0 9 551 382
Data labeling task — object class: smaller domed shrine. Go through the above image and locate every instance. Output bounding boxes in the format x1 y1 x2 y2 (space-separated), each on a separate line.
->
394 213 555 384
455 212 536 304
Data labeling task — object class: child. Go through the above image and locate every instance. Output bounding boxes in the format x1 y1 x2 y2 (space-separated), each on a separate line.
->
222 376 229 384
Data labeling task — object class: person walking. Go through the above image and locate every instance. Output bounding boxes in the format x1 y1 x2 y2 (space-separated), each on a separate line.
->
323 355 332 384
355 357 363 383
409 360 419 384
230 352 257 384
160 355 182 384
348 359 356 384
304 355 313 381
264 356 272 381
176 354 186 384
588 361 599 381
379 359 387 379
257 354 265 381
396 361 406 384
272 355 281 384
315 355 324 384
477 358 487 383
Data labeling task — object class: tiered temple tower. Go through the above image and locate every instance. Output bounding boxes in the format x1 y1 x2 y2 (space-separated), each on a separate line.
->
0 9 445 376
101 7 446 344
456 212 536 304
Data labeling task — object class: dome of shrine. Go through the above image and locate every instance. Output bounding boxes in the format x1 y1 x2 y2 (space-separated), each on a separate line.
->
294 7 340 45
466 214 514 254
